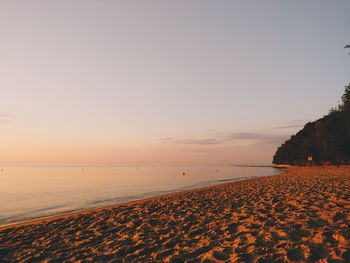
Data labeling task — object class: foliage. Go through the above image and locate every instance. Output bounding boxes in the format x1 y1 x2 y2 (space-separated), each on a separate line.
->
273 84 350 165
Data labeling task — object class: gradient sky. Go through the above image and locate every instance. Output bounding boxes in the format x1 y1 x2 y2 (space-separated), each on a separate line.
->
1 1 349 165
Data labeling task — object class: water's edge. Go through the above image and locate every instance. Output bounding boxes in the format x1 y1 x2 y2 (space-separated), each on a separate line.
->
0 171 284 228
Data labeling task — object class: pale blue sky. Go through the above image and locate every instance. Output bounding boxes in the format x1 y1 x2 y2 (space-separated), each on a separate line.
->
0 1 349 164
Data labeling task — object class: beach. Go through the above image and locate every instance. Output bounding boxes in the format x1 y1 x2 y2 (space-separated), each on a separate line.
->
1 166 349 262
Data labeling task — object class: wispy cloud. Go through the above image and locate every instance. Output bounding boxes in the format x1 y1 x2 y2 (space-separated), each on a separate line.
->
0 113 17 125
225 132 286 141
160 137 220 145
160 131 288 146
275 119 307 129
159 120 307 147
275 124 304 129
0 113 16 118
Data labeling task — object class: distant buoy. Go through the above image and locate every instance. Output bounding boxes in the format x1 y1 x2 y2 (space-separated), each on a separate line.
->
182 172 186 176
216 169 219 174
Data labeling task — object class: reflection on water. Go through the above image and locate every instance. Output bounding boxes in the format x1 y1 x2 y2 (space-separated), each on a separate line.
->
0 165 281 225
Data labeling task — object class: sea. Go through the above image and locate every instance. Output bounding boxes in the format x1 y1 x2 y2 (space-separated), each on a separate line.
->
0 165 282 226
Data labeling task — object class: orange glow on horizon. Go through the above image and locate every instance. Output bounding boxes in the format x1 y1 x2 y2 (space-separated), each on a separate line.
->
0 140 276 165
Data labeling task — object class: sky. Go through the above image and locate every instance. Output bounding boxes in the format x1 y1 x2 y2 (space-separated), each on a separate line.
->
0 1 349 165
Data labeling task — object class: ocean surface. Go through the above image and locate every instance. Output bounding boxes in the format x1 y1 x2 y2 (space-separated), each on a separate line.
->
0 165 281 225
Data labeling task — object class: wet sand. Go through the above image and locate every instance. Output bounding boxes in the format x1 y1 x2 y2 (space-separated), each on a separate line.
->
1 166 349 262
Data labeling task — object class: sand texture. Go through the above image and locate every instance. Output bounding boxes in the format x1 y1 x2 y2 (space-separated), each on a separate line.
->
1 166 350 262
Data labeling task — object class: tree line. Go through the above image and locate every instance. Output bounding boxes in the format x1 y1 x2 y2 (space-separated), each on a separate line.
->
273 44 350 166
273 84 350 166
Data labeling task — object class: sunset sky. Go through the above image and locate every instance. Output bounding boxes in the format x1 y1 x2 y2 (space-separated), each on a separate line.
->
1 1 349 165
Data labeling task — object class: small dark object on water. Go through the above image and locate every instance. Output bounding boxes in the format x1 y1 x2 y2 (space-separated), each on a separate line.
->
182 172 186 176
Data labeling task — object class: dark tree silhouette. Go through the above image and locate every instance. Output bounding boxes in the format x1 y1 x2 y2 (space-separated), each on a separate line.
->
273 45 350 165
273 84 350 166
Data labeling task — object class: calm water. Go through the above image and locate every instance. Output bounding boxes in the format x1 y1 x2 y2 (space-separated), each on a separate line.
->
0 165 281 225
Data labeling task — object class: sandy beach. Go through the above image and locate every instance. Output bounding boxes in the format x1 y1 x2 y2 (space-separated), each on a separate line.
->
1 166 349 262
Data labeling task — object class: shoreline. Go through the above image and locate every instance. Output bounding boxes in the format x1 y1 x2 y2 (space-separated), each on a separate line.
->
0 172 281 230
1 166 349 262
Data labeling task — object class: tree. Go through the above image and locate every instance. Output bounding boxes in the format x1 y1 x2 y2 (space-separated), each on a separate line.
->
273 87 350 165
339 83 350 111
273 43 350 166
